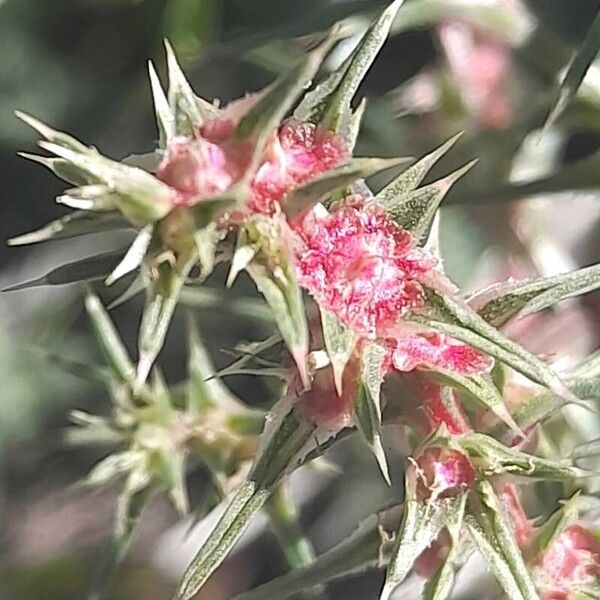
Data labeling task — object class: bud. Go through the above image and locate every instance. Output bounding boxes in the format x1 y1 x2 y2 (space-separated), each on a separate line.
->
534 524 600 600
414 447 475 500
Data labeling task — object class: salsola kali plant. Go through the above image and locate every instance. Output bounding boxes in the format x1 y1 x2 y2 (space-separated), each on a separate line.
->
7 1 600 599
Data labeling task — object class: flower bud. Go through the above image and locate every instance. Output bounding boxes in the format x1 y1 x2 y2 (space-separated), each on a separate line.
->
415 447 475 500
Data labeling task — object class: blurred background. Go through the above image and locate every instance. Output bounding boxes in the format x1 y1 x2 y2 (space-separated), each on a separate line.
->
1 0 600 598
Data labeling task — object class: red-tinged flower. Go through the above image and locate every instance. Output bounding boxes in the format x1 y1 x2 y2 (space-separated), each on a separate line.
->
157 110 348 214
501 483 534 550
414 447 475 500
392 332 493 375
295 198 436 337
295 359 359 431
419 381 471 435
534 525 600 600
249 120 349 215
157 135 251 206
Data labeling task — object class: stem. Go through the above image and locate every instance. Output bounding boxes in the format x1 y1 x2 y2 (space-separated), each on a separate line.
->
265 483 329 600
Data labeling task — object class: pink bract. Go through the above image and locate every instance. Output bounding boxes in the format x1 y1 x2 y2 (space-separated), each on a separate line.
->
295 198 436 337
156 116 348 212
535 524 600 600
415 446 475 500
392 332 493 375
249 120 349 215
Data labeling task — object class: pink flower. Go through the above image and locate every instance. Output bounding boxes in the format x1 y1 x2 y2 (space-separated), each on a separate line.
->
414 446 475 500
535 525 600 600
249 120 349 215
295 198 436 337
156 113 348 213
392 332 493 375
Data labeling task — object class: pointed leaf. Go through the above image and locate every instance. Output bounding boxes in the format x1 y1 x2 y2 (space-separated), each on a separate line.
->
106 225 154 285
380 472 453 600
468 480 540 600
353 341 390 484
165 40 217 136
416 288 575 401
375 133 462 209
3 250 125 291
545 9 600 128
232 505 403 600
296 0 404 135
460 433 580 481
57 184 120 211
422 543 460 600
426 370 522 438
148 59 176 147
137 256 195 386
16 110 90 153
284 156 410 219
176 406 315 599
469 262 600 327
320 307 356 397
18 152 95 186
8 210 130 246
385 160 477 241
86 293 136 384
573 439 600 460
528 492 580 561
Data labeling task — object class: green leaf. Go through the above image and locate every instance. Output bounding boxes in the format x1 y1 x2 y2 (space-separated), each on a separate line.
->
57 184 121 212
8 210 130 246
137 256 195 386
353 341 390 484
375 133 462 209
148 59 176 147
194 223 221 280
3 250 125 291
244 224 309 385
545 9 600 128
176 406 315 599
236 37 334 166
319 307 356 395
164 40 219 137
385 160 477 241
283 156 410 219
415 288 575 402
470 263 600 327
16 111 90 153
467 480 539 600
18 152 95 187
426 370 522 439
106 225 154 285
296 0 404 135
422 544 460 600
86 293 136 385
85 451 141 487
573 439 600 460
187 317 247 414
460 433 580 481
232 505 403 600
264 483 317 571
380 472 452 600
527 492 580 561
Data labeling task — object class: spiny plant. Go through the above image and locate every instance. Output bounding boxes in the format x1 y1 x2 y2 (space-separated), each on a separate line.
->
7 1 600 599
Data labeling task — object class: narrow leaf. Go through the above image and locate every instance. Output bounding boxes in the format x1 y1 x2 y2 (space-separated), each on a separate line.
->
320 307 356 396
86 293 136 384
375 133 462 209
148 59 175 147
545 9 600 128
3 250 124 291
386 160 477 241
8 211 130 246
353 341 390 484
284 156 410 219
106 225 153 285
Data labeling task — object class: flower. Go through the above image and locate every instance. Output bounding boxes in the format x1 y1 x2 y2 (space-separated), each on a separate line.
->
414 446 475 500
391 332 493 375
249 120 349 215
295 198 436 337
156 114 348 214
534 524 600 600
